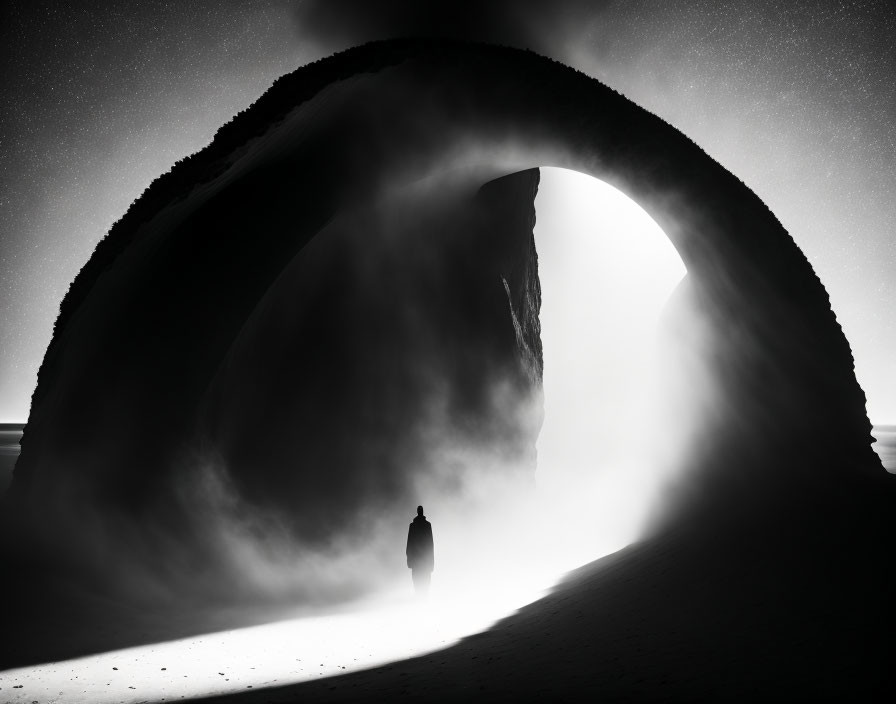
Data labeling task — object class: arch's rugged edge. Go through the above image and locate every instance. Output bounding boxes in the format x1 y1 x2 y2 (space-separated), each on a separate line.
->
15 39 880 503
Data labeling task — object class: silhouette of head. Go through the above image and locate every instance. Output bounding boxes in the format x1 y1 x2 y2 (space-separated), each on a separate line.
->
417 505 424 517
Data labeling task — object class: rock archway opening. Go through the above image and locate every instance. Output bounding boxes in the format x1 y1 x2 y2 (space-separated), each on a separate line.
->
4 41 888 671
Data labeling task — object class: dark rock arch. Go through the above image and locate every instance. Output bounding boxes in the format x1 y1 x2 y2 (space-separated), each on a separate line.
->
6 39 888 606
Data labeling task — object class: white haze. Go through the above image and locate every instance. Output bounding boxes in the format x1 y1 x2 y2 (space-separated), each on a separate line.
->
179 166 694 677
0 169 694 702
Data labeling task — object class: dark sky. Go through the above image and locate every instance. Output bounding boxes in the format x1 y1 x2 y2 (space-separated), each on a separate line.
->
2 0 895 422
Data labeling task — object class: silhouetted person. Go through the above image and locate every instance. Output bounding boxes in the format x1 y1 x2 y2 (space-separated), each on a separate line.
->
406 505 434 596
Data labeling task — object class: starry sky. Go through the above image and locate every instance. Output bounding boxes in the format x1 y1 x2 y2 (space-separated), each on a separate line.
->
1 0 895 423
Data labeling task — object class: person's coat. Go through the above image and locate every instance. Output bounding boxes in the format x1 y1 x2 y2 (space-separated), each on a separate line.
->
406 515 434 572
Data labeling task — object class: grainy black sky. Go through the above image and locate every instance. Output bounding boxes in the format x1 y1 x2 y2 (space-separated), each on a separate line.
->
2 0 895 422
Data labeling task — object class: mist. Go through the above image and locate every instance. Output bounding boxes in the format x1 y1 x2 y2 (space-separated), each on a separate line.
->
0 166 707 700
149 167 693 626
1 134 722 675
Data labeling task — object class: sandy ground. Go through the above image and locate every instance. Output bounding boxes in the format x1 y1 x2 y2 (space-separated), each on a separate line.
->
0 588 548 703
0 554 562 704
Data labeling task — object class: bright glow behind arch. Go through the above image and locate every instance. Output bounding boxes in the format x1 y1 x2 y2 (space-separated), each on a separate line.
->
534 167 687 567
